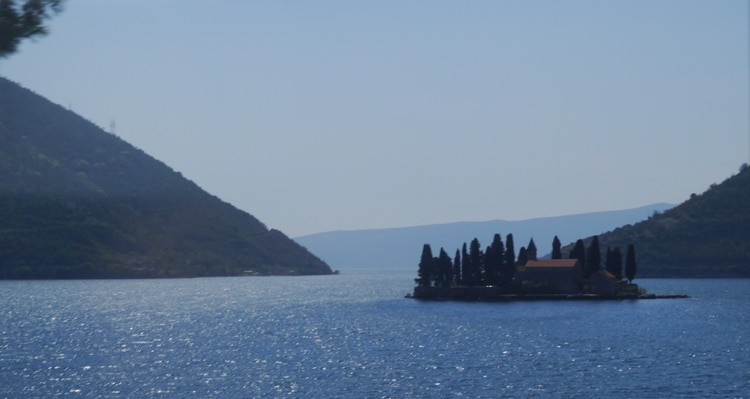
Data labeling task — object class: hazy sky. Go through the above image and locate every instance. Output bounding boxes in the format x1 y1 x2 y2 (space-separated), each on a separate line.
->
2 1 748 237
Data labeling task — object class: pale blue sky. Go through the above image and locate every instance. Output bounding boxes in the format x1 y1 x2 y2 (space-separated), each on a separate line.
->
2 1 748 237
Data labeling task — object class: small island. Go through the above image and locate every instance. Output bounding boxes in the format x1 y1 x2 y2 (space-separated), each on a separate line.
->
409 233 687 301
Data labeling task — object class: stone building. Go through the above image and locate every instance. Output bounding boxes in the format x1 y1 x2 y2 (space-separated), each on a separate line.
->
588 270 619 296
516 259 583 294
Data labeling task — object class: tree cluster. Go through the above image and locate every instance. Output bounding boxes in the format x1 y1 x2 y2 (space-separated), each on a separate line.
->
416 233 638 287
566 236 637 282
416 233 535 288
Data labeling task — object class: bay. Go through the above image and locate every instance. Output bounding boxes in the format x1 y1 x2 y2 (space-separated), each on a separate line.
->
0 273 747 398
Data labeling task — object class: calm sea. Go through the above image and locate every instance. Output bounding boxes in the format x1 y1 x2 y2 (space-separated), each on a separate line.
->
0 272 747 398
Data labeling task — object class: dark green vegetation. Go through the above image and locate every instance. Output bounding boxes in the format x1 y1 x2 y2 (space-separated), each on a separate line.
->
0 77 333 278
0 0 64 58
564 165 750 278
413 233 647 300
415 234 636 289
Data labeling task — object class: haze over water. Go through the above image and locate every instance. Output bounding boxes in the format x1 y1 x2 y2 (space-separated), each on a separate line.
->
3 1 746 237
1 273 747 398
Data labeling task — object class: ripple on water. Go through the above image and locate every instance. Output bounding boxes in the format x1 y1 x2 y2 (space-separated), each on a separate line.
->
0 276 747 398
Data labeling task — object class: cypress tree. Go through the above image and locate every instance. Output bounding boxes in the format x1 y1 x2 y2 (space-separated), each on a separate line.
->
453 249 461 286
437 248 453 287
484 245 494 285
569 239 585 265
625 244 637 283
485 234 504 286
461 243 470 285
517 246 528 266
607 247 623 280
503 233 516 284
505 234 515 267
569 239 586 279
416 244 434 287
469 238 483 285
527 238 537 261
585 236 601 278
551 236 562 259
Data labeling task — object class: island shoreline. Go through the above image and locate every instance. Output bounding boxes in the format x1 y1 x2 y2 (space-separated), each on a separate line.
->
406 292 689 301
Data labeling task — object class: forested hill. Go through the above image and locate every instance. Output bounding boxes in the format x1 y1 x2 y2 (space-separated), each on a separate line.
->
0 77 333 278
565 166 750 277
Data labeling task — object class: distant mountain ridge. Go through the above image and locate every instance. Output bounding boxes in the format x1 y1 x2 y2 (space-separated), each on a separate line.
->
0 76 332 278
295 203 674 272
566 166 750 277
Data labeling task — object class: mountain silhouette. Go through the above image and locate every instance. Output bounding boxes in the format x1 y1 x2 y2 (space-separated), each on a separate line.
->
0 77 332 278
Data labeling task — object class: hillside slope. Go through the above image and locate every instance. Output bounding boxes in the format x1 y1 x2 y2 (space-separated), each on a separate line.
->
565 166 750 277
0 77 332 278
295 203 673 272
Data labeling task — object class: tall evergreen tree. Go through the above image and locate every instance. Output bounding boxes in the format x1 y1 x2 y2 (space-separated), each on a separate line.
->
517 246 528 266
625 244 637 283
569 239 586 279
484 245 494 285
585 236 601 278
437 248 453 287
606 247 623 280
453 249 461 286
469 238 483 286
461 242 470 285
416 244 434 287
484 234 504 285
526 238 538 261
505 233 515 266
569 239 586 265
613 247 623 280
503 233 516 284
551 236 562 259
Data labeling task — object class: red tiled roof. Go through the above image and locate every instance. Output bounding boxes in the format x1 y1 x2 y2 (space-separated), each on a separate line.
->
525 259 580 268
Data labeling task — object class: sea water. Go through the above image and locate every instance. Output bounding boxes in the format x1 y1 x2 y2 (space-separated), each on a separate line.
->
0 272 747 398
